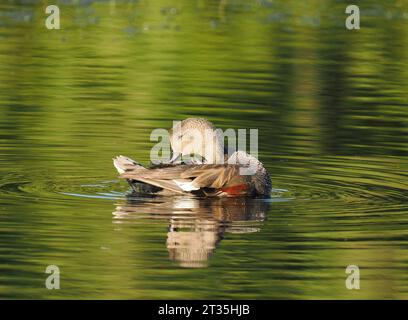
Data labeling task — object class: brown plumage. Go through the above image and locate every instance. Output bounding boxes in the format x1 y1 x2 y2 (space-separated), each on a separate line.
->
118 162 253 197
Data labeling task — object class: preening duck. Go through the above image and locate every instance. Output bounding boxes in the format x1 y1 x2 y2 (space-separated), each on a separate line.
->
113 118 271 197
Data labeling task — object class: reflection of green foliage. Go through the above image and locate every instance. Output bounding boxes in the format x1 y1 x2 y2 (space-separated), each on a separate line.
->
0 0 407 299
0 0 406 160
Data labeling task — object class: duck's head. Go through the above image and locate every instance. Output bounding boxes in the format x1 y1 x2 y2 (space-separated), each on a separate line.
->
168 118 224 164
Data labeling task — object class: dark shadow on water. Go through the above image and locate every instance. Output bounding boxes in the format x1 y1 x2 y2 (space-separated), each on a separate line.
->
113 195 269 268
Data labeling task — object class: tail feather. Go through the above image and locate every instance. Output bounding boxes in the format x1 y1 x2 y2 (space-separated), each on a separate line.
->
113 155 185 194
113 155 145 174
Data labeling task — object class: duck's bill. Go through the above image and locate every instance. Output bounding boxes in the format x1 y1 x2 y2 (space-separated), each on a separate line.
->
167 152 182 164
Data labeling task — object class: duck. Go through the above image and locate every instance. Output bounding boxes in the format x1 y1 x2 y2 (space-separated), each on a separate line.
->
113 118 271 197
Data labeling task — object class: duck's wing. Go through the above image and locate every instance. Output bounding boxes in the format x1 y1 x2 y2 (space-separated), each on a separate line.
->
180 164 243 188
128 176 187 194
120 164 244 193
113 155 185 194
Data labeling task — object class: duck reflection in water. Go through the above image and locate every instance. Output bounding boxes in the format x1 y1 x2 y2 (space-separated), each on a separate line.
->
113 196 269 268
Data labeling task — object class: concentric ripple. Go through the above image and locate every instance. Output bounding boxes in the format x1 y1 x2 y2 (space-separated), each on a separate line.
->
1 155 405 213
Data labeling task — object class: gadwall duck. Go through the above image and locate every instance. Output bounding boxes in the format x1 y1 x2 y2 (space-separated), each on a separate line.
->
113 118 271 197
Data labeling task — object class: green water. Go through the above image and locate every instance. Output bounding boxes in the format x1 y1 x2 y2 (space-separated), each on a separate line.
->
0 0 407 299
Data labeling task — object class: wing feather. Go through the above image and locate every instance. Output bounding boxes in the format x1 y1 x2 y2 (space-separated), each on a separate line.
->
120 164 246 193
